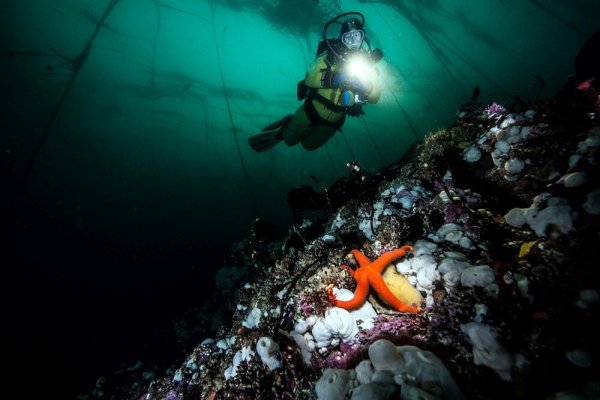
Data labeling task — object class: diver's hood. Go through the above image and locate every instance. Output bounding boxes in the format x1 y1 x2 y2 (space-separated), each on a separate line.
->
321 12 384 65
322 12 372 61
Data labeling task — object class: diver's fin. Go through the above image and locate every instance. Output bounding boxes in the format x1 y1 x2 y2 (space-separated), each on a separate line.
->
261 114 293 132
249 115 292 152
248 131 283 152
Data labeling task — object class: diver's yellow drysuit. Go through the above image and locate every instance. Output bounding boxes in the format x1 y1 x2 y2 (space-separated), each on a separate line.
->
283 51 382 151
248 48 382 152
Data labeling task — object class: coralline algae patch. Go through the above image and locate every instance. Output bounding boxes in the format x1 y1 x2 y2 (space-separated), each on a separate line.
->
134 90 600 399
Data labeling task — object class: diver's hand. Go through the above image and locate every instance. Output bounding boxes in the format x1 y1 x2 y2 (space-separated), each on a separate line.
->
349 78 371 94
331 71 347 88
332 71 370 93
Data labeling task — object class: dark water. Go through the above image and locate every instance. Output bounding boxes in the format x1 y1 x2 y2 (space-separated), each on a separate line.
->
1 0 598 397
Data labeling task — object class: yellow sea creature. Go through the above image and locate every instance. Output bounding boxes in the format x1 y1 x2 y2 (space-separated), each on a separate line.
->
519 241 538 258
380 265 423 308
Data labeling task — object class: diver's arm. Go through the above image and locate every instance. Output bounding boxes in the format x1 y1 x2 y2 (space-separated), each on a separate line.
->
304 53 333 89
304 52 381 103
366 77 381 104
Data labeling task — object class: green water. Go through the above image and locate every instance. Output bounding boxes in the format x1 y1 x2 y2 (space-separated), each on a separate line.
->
1 0 598 397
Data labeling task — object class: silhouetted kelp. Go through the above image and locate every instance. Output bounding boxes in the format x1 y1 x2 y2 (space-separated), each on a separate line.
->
209 2 259 214
361 0 508 102
207 0 342 54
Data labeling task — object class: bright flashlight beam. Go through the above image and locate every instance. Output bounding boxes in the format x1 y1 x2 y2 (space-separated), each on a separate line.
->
347 54 376 84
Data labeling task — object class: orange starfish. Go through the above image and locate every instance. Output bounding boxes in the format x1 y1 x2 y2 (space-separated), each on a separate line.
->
326 246 421 313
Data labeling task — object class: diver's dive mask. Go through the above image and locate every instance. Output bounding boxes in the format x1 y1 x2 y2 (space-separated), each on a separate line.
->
341 29 365 49
322 12 378 61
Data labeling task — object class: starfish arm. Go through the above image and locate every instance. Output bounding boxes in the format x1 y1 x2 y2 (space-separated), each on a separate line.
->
350 249 372 268
369 274 421 313
340 264 355 278
327 278 370 310
371 246 414 273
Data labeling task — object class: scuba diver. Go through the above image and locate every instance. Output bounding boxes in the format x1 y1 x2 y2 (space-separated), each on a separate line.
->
248 12 384 152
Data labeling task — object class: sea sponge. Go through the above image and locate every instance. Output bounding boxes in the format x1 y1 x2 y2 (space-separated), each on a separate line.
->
461 322 513 381
583 189 600 215
394 345 464 399
315 339 463 399
224 346 255 380
460 265 496 288
368 339 464 398
355 360 375 385
315 368 355 400
350 382 396 399
526 202 575 237
256 336 282 371
368 339 402 373
312 307 359 348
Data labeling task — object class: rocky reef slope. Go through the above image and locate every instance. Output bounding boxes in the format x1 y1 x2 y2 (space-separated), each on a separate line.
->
109 83 599 400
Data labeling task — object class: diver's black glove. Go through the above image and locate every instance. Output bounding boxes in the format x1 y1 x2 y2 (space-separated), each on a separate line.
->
331 71 370 93
321 70 337 88
371 48 384 63
330 71 346 88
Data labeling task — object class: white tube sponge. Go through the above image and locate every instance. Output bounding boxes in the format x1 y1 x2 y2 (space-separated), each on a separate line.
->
224 346 254 380
527 203 574 237
350 383 396 399
368 339 403 374
367 339 464 398
334 288 377 330
396 345 464 399
461 322 512 381
583 189 600 215
256 336 282 371
460 265 496 288
312 307 359 348
504 207 527 228
355 360 375 385
242 307 262 329
315 368 355 400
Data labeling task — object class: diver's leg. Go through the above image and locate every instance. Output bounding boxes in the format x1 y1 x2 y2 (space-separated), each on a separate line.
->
261 115 292 132
300 125 336 151
283 106 311 146
248 114 293 152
